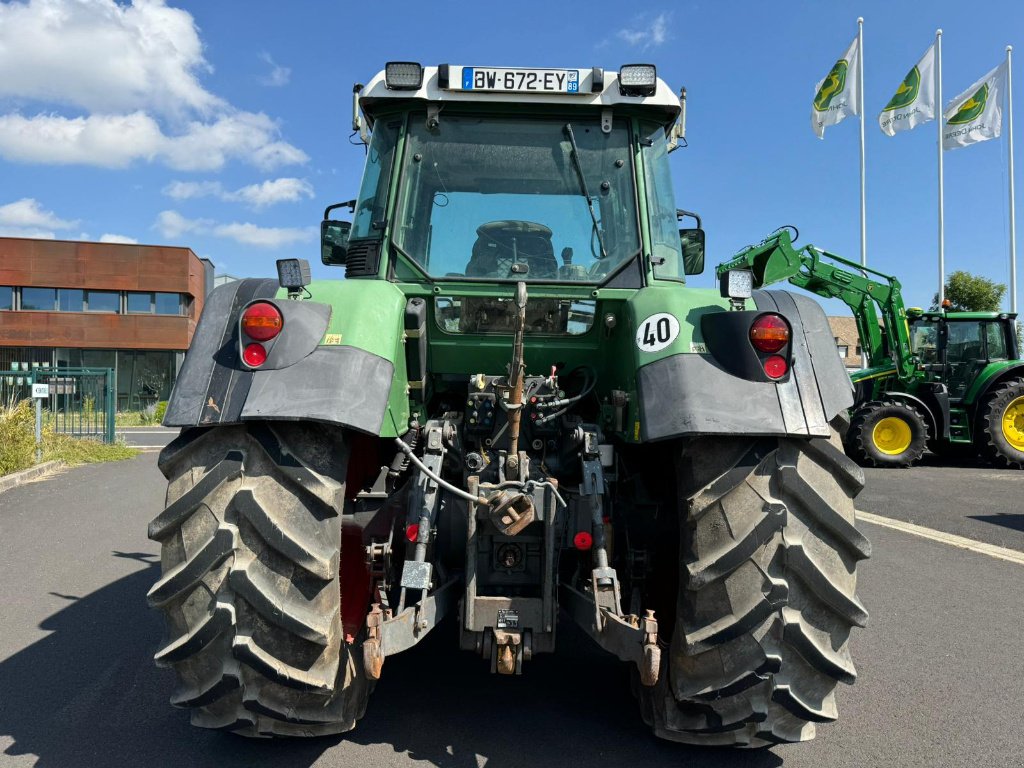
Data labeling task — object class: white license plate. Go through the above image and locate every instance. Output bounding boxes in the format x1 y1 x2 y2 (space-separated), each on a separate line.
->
459 67 580 94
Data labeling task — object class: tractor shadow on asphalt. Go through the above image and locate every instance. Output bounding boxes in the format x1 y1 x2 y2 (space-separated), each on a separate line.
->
0 555 784 768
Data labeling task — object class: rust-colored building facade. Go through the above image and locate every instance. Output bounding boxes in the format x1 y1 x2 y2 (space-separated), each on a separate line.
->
0 237 212 411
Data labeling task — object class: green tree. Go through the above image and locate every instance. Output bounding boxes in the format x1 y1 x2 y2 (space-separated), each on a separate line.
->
930 270 1006 311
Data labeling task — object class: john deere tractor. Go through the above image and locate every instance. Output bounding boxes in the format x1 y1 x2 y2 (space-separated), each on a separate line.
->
718 230 1024 468
149 62 869 746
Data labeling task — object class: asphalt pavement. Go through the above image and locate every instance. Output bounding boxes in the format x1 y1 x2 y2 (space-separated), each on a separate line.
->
0 454 1022 768
116 426 180 451
860 457 1024 551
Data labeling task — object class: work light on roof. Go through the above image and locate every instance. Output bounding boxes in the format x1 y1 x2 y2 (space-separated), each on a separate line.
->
618 64 657 96
385 61 424 90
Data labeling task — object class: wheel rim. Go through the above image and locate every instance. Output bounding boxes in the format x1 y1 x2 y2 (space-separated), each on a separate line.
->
872 416 912 455
1002 396 1024 451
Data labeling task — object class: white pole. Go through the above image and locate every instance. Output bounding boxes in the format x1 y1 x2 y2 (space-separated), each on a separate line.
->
858 17 867 369
858 17 867 270
938 30 946 307
1008 45 1017 314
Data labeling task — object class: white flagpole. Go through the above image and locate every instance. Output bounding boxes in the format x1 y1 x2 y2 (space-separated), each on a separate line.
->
858 18 867 369
858 17 867 270
1007 45 1017 313
938 30 946 306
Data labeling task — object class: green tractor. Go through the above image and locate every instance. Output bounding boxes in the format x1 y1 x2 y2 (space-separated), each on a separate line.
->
149 62 869 746
717 230 1024 468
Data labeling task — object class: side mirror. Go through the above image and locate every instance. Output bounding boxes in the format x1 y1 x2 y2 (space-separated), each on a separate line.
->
321 220 351 265
680 228 705 275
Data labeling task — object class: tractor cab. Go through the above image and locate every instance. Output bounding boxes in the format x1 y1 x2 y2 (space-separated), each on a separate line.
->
322 63 701 292
908 310 1020 400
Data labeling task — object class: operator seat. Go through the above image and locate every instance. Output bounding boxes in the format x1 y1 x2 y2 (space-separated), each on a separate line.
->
466 220 557 278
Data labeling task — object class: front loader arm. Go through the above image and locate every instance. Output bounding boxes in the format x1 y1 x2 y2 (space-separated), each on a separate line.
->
716 230 917 382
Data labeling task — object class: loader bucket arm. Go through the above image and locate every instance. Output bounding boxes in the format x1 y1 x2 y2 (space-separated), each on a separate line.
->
716 230 917 382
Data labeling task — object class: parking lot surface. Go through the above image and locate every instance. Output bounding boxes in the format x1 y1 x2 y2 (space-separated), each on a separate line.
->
0 454 1021 768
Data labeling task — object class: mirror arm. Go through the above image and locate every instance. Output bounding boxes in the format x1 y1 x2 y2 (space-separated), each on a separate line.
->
676 209 702 229
324 200 356 220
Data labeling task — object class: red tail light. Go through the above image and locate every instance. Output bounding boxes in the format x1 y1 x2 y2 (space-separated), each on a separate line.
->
763 355 788 379
242 343 267 367
241 302 283 341
750 314 790 353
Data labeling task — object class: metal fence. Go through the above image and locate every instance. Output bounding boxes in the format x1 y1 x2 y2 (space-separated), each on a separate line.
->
2 366 116 443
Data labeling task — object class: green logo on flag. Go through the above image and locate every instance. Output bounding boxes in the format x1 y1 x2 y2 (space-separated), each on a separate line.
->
883 66 920 112
814 60 848 112
948 84 988 125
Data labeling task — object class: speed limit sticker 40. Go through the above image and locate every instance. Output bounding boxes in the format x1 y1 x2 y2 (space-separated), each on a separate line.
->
635 312 680 352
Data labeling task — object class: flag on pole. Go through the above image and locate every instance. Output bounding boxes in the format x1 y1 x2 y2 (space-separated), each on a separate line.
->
879 43 936 136
943 61 1009 150
812 35 861 138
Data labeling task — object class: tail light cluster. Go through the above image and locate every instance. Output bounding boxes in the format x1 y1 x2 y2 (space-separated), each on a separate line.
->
240 301 283 368
749 313 791 380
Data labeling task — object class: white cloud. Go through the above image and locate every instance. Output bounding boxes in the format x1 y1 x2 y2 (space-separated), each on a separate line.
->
0 0 220 117
155 210 209 239
162 180 223 200
227 178 314 207
99 233 138 244
0 197 78 230
155 210 314 249
617 12 671 49
0 111 307 171
161 177 314 208
213 222 315 249
0 227 57 239
259 52 291 88
0 0 306 171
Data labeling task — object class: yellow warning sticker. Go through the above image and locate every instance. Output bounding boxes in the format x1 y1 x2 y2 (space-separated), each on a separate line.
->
323 333 343 345
633 421 641 441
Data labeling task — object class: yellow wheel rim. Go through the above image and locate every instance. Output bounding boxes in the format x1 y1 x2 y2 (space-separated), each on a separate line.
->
1002 396 1024 451
872 416 912 456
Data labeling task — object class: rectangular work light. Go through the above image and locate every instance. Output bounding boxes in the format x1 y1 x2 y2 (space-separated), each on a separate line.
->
720 269 754 300
618 64 657 96
276 258 311 290
385 61 424 90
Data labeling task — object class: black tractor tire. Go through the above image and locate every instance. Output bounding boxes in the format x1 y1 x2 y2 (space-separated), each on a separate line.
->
147 422 372 736
846 400 929 468
979 379 1024 469
639 420 870 747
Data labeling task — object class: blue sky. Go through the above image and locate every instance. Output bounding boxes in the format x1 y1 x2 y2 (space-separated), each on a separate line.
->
1 0 1021 313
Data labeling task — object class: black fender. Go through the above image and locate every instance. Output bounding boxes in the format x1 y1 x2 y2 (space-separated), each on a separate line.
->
876 391 943 440
164 278 395 435
638 290 854 440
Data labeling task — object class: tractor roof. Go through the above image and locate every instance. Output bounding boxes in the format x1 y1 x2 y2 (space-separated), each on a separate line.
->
358 63 682 126
909 310 1018 321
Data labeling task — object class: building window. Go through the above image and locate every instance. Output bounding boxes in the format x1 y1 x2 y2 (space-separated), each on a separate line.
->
856 345 862 357
0 286 11 310
84 290 119 313
127 292 152 313
155 292 182 316
58 288 84 312
837 345 849 358
21 287 57 310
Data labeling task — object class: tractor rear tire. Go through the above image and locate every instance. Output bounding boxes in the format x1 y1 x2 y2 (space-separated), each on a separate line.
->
846 400 929 468
979 379 1024 469
148 422 372 736
639 421 869 747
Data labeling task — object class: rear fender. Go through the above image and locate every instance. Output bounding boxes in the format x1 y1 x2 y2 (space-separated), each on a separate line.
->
164 278 410 436
637 289 854 440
